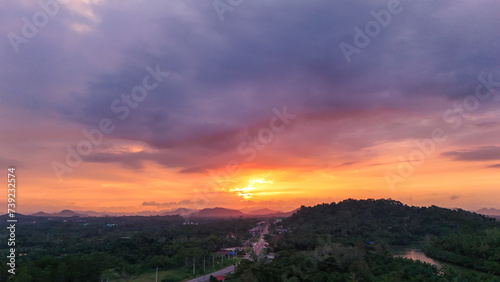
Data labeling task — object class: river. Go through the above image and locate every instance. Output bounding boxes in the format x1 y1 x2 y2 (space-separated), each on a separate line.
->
392 246 479 274
392 246 444 268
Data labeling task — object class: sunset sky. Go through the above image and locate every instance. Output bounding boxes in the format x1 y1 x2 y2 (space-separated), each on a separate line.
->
1 0 499 214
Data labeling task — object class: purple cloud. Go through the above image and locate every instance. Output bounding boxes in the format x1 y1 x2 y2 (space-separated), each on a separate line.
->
442 146 500 162
1 0 500 176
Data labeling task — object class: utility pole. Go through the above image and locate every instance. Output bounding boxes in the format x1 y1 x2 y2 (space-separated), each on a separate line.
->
203 258 205 272
213 256 214 269
155 266 158 282
193 258 195 275
222 254 223 264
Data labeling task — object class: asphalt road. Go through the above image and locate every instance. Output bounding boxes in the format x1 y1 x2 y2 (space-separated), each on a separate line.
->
187 222 270 281
244 223 269 258
185 265 236 282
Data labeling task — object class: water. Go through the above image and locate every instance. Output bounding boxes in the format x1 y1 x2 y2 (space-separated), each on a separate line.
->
392 246 477 274
393 247 443 268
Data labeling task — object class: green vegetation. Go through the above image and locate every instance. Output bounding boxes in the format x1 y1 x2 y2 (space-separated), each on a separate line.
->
426 228 500 274
0 215 256 281
1 199 499 281
227 199 500 281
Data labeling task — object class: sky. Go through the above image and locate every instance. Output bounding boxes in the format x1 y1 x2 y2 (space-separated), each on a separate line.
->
1 0 499 214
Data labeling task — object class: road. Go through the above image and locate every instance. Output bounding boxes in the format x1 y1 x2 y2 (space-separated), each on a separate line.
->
187 222 270 281
244 222 269 259
185 265 236 282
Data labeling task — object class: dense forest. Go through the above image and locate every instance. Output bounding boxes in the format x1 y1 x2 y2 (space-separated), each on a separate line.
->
426 229 500 274
0 215 258 281
227 199 500 281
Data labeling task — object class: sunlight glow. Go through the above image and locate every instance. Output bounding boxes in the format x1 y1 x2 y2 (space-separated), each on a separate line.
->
230 178 273 200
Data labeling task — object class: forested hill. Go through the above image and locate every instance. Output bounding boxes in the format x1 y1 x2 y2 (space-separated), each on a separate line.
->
284 198 498 246
227 199 500 281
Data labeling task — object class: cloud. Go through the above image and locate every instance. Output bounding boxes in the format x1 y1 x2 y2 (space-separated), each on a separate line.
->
0 157 24 168
142 200 201 207
450 195 460 200
337 161 358 167
2 0 500 212
488 164 500 168
442 146 500 162
178 166 210 174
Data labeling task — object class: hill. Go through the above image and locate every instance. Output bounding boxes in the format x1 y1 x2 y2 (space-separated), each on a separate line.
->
31 210 86 217
161 208 197 216
490 215 500 221
477 207 500 215
271 208 300 217
229 199 500 281
191 207 245 218
284 199 498 245
31 211 52 217
247 208 281 215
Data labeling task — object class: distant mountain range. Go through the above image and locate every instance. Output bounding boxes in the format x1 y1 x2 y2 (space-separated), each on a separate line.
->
27 207 298 218
191 207 245 218
14 206 500 220
161 208 197 216
31 210 86 217
477 208 500 216
247 208 282 215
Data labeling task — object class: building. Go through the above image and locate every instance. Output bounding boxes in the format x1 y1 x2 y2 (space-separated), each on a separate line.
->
214 275 225 281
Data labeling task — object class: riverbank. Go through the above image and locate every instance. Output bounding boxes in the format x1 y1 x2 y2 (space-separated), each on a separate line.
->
392 245 500 279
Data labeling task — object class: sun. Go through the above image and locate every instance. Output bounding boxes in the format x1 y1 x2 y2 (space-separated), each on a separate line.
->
229 178 273 200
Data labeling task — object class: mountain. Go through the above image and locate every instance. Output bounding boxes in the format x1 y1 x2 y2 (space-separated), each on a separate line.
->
161 208 197 216
31 210 85 217
26 206 299 218
191 207 245 218
270 208 300 217
242 208 299 217
247 208 282 215
477 208 500 216
78 210 110 217
53 210 86 217
31 211 53 217
136 210 161 216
